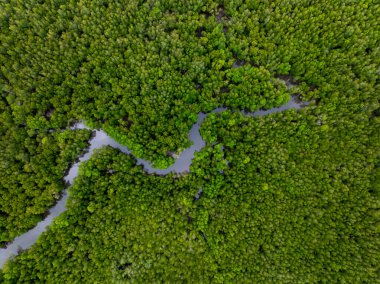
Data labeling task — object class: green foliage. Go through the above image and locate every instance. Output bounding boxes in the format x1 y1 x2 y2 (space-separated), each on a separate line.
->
0 0 316 165
3 116 379 282
0 95 92 245
1 0 379 283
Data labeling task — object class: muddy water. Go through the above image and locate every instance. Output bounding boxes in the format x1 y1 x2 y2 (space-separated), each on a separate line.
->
0 96 309 267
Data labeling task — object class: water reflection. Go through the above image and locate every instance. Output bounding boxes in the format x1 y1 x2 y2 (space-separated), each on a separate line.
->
0 96 309 267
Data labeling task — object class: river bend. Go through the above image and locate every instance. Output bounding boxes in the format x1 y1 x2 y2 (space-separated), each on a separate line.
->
0 96 309 267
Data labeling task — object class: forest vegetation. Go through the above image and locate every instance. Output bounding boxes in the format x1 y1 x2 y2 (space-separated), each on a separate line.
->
0 0 379 283
0 94 92 246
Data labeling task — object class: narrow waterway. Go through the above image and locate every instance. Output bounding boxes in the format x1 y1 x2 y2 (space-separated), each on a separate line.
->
0 96 309 267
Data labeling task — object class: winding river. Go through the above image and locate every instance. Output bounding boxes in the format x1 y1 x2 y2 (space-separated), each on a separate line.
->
0 96 309 267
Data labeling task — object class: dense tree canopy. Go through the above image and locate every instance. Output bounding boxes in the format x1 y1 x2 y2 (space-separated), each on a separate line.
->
2 115 378 282
0 0 379 282
0 94 92 246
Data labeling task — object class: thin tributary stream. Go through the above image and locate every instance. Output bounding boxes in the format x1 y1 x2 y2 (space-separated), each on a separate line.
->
0 96 309 267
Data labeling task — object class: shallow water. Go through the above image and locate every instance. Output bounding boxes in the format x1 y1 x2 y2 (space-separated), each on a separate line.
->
0 96 309 267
